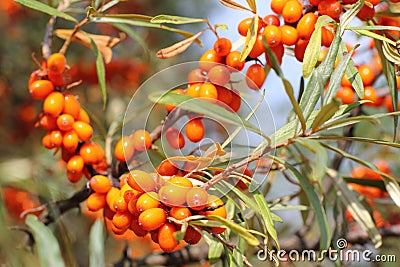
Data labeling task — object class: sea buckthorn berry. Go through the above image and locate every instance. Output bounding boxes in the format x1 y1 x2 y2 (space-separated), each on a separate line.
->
185 118 205 143
363 86 377 106
106 187 120 208
114 136 135 162
309 0 321 5
136 192 160 212
271 0 289 14
113 212 133 229
238 17 263 37
186 187 208 211
248 34 266 59
263 14 280 26
122 187 140 204
265 43 285 67
67 155 84 174
236 167 252 189
138 207 167 231
157 160 179 176
127 170 157 192
188 69 206 85
67 170 82 183
170 207 192 221
158 223 179 252
28 71 39 87
280 25 298 46
73 121 93 142
127 197 140 217
184 226 202 245
246 64 266 90
87 192 106 211
29 80 54 100
47 53 66 74
79 142 100 164
199 83 218 100
229 89 241 112
158 184 188 207
358 65 375 86
318 0 342 19
341 73 352 87
201 195 227 234
165 127 185 150
104 205 115 220
296 13 318 40
43 92 64 117
92 142 105 162
282 0 303 24
111 224 128 235
165 89 185 113
57 114 75 131
208 65 231 86
78 108 90 124
130 218 148 237
61 147 74 162
384 96 400 112
90 175 112 194
213 38 232 57
168 176 193 188
48 72 65 88
199 49 223 72
321 26 335 47
132 129 152 152
335 86 355 104
50 130 63 148
63 94 81 119
42 132 53 149
39 115 58 131
294 39 309 62
264 25 282 48
113 195 128 213
216 86 233 106
357 4 375 21
186 83 202 98
225 51 245 71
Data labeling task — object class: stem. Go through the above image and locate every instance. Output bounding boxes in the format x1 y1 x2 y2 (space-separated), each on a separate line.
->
59 18 89 55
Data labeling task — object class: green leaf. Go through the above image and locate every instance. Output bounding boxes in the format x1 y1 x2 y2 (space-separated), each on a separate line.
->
206 215 260 246
89 219 105 267
302 15 334 78
327 170 382 248
15 0 78 23
271 157 331 251
240 15 259 62
254 192 279 249
149 91 270 141
112 23 150 59
309 135 400 149
323 45 358 105
208 239 224 264
343 177 385 190
312 99 341 130
25 215 66 267
316 115 379 132
339 0 364 35
98 0 120 12
150 15 206 24
88 37 107 108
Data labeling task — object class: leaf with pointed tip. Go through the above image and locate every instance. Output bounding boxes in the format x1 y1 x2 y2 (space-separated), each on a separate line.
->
240 15 259 62
150 15 206 24
312 99 341 130
219 0 254 12
88 37 107 108
15 0 78 23
254 191 279 249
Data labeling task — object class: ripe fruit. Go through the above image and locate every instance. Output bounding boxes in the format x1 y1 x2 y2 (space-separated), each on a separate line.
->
138 207 167 231
132 129 152 152
318 0 342 19
296 13 317 40
185 118 205 143
199 49 223 72
130 218 148 237
249 34 266 58
186 83 201 98
229 90 241 112
246 64 266 90
168 176 193 188
80 142 102 164
49 130 63 148
170 207 192 221
43 92 64 117
263 14 280 26
280 25 298 46
282 0 303 24
48 72 65 87
335 87 354 104
265 43 284 67
127 170 157 192
114 136 135 162
184 226 202 245
90 175 112 194
78 108 90 124
47 53 66 74
87 192 106 211
201 195 227 234
237 17 263 36
384 96 400 112
321 26 335 47
158 184 188 206
357 3 375 21
363 86 377 106
188 69 206 85
136 192 160 212
63 94 80 119
57 114 75 131
157 160 179 176
67 155 84 174
216 86 233 106
73 121 93 142
158 223 179 252
67 170 82 183
208 65 231 86
358 65 375 86
199 83 218 100
294 39 309 62
225 51 245 71
29 80 54 100
271 0 289 14
113 195 128 212
165 127 185 150
264 25 282 48
39 115 58 131
186 187 208 211
113 212 132 229
213 38 232 57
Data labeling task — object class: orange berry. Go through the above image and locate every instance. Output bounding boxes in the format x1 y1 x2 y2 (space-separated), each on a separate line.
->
282 0 303 24
73 121 93 142
106 187 120 208
358 65 375 86
43 92 64 117
363 86 377 106
265 43 285 67
357 3 375 21
136 192 160 212
200 195 227 234
229 89 241 112
294 39 309 62
335 86 355 104
63 94 80 119
132 129 152 152
208 65 231 86
158 184 188 207
310 0 321 5
199 83 218 100
185 118 205 143
165 127 185 150
264 25 282 48
271 0 289 14
225 51 245 71
47 53 66 74
114 136 135 162
168 176 193 188
248 34 266 58
341 73 352 87
236 167 252 190
384 96 400 112
127 170 156 192
213 38 232 57
77 108 90 124
186 83 202 98
29 80 54 100
372 54 382 75
79 142 101 164
186 187 208 211
49 130 63 148
48 72 65 87
199 49 223 72
170 207 192 221
138 207 167 231
187 69 206 85
318 0 342 19
90 175 112 194
87 192 106 212
130 218 148 237
112 212 132 229
158 223 179 252
113 195 128 213
280 25 298 46
246 64 266 90
42 133 53 149
57 114 75 131
237 17 263 36
127 197 140 217
157 160 179 176
67 155 84 174
216 85 233 106
67 170 82 183
184 226 202 245
296 13 318 40
321 26 335 47
39 114 58 131
263 14 280 26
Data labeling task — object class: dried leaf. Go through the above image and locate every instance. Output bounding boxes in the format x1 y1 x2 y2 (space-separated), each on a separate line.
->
156 30 205 59
219 0 254 12
240 15 258 62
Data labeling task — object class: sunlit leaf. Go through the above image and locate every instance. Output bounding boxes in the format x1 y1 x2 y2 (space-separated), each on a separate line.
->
150 15 206 24
240 15 258 62
88 37 107 108
309 135 400 148
15 0 78 23
89 219 104 267
157 30 205 59
245 0 257 12
209 239 224 264
312 99 341 130
317 115 379 131
254 192 279 249
338 43 364 99
339 0 364 35
219 0 254 12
